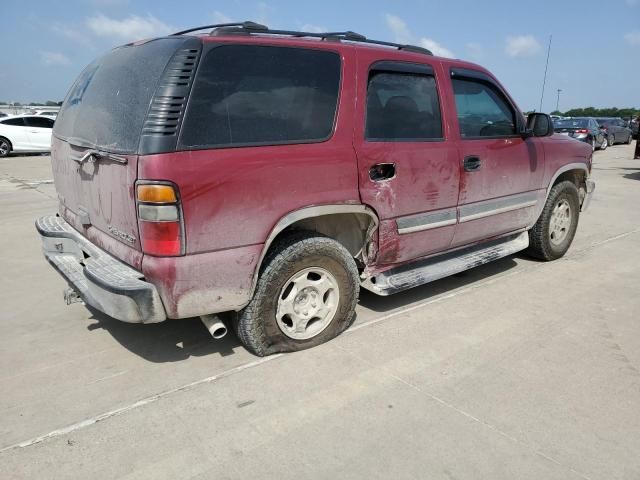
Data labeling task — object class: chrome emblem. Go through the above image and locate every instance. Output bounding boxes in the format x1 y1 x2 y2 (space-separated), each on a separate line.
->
107 225 136 245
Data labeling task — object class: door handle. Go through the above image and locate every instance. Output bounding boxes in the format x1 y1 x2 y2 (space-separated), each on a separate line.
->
463 155 482 172
369 163 396 181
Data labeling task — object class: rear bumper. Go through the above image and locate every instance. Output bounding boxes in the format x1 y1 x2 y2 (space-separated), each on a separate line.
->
36 215 166 323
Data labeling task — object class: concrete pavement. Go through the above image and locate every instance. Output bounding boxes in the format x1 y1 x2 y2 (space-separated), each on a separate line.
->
1 145 639 479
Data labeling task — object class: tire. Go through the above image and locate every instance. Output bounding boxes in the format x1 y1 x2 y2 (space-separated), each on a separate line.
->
0 137 11 157
236 231 359 356
599 136 608 150
590 138 596 151
609 134 615 146
527 180 580 261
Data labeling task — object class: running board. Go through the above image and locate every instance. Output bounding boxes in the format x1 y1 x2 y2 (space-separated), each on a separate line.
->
362 232 529 296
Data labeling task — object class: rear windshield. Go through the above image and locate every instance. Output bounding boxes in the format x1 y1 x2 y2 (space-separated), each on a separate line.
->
53 38 184 153
179 45 341 149
554 118 589 128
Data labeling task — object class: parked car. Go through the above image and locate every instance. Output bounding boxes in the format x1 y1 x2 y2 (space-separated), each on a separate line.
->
33 110 59 117
553 117 608 151
0 115 54 157
0 112 7 118
36 22 595 356
595 117 633 145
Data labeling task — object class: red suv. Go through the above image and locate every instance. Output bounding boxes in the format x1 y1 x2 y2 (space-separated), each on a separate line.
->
37 22 595 356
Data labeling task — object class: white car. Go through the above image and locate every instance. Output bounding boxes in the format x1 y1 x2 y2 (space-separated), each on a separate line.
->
0 115 54 157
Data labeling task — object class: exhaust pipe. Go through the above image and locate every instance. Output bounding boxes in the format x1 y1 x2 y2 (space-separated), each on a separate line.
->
200 314 228 340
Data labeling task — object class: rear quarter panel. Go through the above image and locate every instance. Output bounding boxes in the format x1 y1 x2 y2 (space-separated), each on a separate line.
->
138 46 360 317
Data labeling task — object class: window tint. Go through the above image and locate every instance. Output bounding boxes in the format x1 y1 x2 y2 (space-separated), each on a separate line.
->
365 71 442 141
180 45 341 148
452 78 516 138
25 116 54 128
2 117 25 126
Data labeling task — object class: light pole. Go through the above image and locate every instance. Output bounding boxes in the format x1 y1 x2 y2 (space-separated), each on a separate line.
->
556 89 562 113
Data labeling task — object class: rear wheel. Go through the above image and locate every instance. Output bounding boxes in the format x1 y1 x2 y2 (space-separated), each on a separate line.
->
236 232 359 356
0 137 11 157
609 134 615 146
527 181 580 261
599 136 608 150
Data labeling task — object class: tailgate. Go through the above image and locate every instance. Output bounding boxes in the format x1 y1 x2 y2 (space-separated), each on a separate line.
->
51 136 142 268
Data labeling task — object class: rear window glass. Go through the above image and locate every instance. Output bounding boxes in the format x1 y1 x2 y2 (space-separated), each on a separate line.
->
554 118 589 128
53 38 185 153
180 45 341 149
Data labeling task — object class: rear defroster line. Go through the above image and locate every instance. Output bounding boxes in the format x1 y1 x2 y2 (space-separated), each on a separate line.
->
2 227 639 454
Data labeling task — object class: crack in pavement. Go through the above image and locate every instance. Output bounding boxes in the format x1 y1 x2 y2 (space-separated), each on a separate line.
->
1 227 638 455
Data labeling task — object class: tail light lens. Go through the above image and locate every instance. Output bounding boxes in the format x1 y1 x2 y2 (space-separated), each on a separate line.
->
575 129 588 134
136 183 184 256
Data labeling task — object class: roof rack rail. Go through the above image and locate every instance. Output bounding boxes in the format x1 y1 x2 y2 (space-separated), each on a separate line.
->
171 21 433 56
171 21 268 36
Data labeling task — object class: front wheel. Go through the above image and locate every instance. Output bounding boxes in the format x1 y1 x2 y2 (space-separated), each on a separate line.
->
527 181 580 261
235 232 359 356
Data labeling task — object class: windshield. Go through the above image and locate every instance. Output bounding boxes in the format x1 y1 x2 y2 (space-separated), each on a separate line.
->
554 118 589 129
53 38 185 154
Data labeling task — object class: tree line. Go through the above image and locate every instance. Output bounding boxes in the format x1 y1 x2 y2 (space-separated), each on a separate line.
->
550 107 639 119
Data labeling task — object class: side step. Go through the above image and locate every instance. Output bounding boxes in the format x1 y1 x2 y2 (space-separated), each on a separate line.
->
362 232 529 296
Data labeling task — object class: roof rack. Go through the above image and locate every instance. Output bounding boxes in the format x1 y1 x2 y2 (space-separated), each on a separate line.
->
170 21 433 56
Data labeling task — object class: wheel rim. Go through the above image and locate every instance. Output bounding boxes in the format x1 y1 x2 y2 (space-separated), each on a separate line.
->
276 267 340 340
601 137 607 149
0 141 8 155
549 199 572 246
609 135 614 145
591 139 595 151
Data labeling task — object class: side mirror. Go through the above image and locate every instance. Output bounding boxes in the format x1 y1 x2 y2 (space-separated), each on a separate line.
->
525 113 554 137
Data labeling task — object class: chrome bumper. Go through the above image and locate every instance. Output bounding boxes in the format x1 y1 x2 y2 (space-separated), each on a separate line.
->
35 215 166 323
581 179 596 212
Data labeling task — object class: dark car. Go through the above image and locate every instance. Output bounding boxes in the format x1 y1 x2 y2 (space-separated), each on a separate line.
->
596 117 633 145
554 117 607 151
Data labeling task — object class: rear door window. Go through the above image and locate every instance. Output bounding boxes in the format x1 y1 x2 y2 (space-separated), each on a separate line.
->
180 45 341 149
365 71 443 141
25 117 54 128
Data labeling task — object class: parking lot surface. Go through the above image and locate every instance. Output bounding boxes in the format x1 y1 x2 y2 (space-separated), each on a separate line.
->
1 145 639 479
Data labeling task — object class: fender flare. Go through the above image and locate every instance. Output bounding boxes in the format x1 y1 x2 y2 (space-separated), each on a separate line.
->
529 162 590 225
245 204 379 302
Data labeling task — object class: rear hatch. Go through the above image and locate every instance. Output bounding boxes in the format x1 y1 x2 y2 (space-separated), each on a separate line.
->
51 37 197 269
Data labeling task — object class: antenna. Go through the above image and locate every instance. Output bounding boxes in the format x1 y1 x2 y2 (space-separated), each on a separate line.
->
538 35 552 112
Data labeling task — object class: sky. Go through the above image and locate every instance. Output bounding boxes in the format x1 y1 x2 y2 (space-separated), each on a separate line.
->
1 0 639 112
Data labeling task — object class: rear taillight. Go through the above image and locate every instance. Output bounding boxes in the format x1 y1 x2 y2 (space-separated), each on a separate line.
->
136 183 184 256
575 129 588 134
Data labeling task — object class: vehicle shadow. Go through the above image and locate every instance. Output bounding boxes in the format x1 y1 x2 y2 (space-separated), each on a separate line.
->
358 255 519 313
85 306 242 363
85 255 522 362
622 169 640 181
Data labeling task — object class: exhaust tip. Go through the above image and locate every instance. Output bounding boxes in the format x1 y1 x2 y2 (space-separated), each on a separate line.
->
211 325 228 339
200 314 228 340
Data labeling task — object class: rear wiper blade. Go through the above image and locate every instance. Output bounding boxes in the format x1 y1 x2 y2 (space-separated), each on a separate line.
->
71 149 128 165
